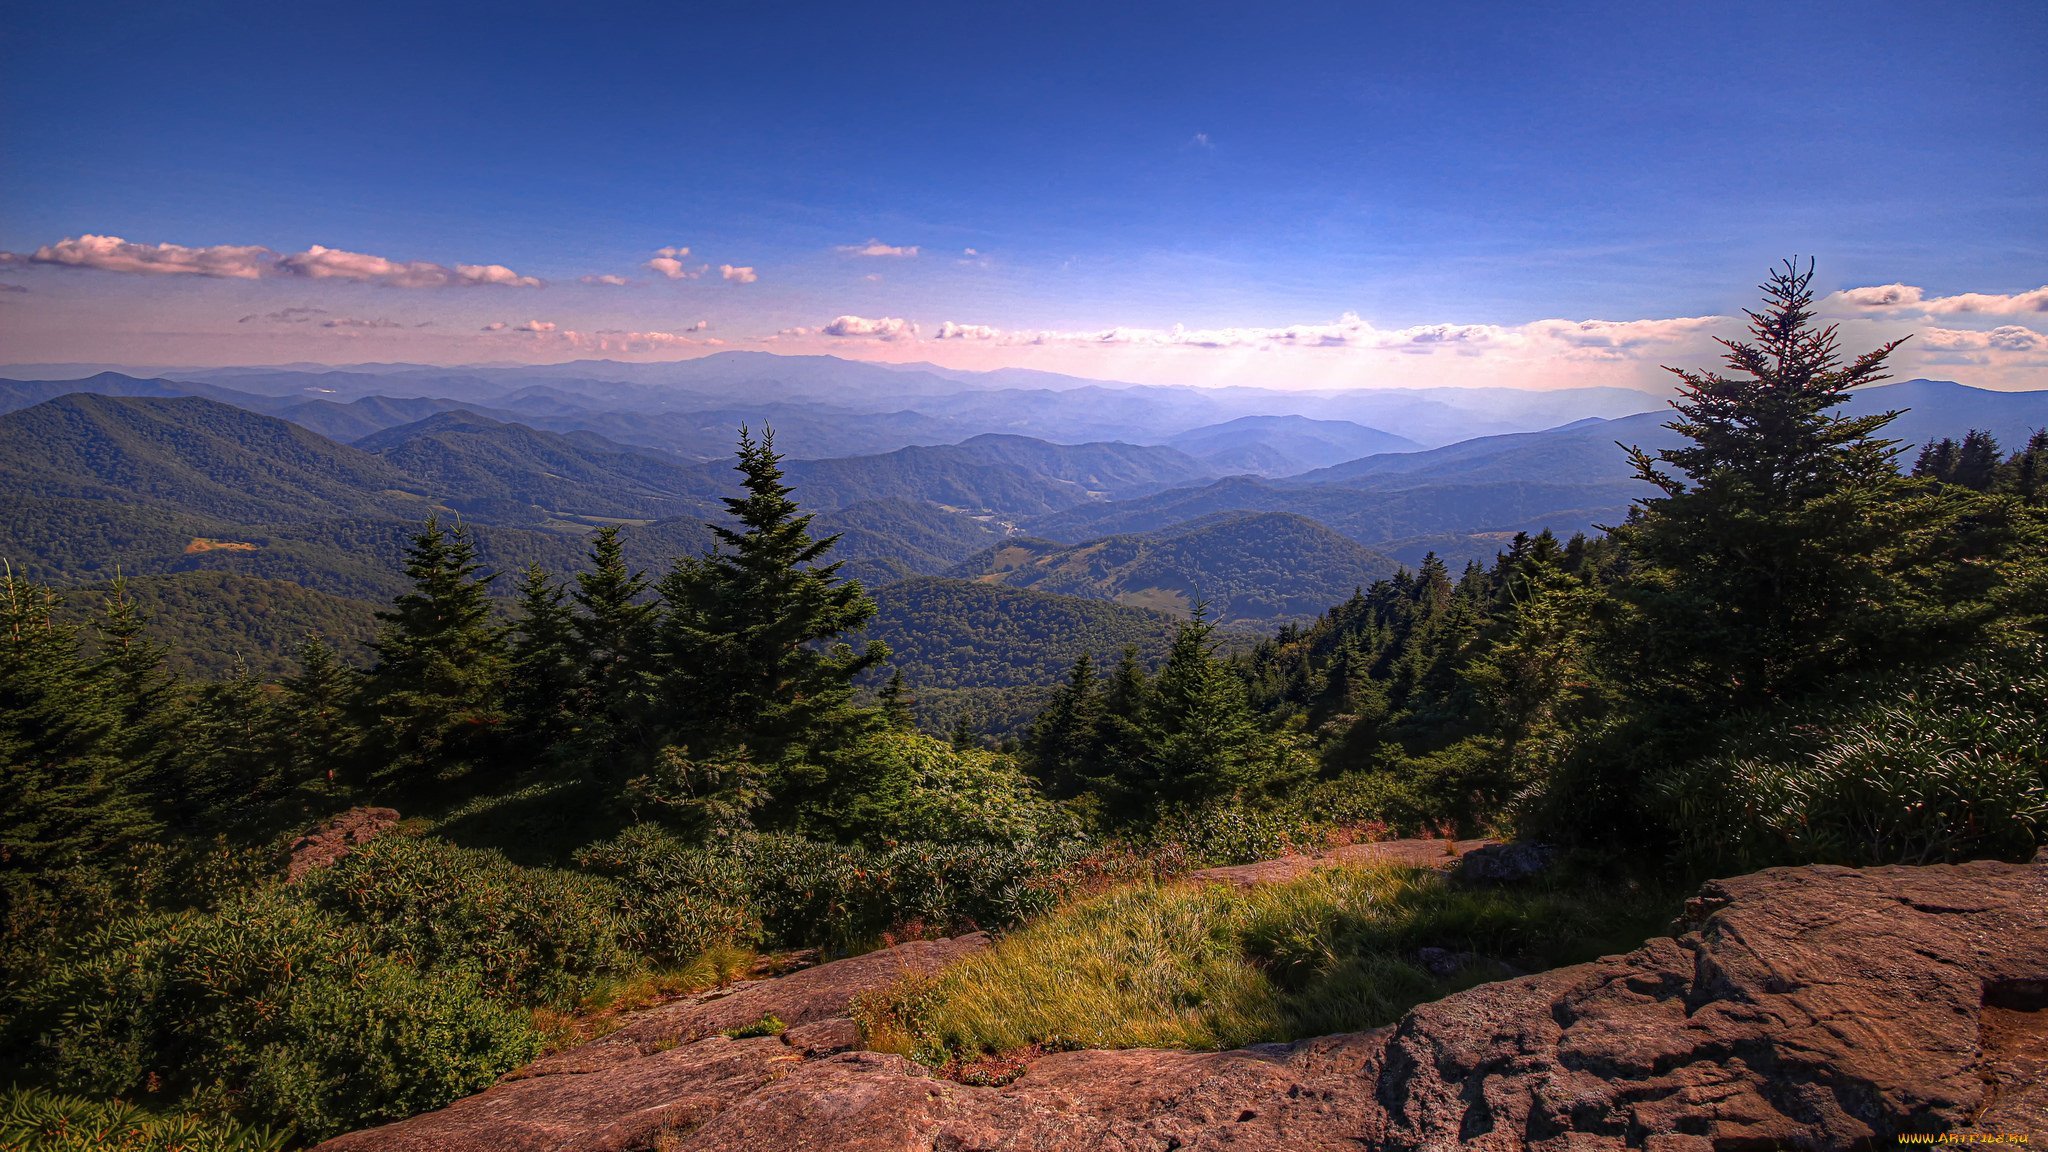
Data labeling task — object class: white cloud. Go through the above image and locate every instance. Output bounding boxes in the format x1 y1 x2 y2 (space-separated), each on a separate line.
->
922 312 1719 356
5 234 274 279
646 246 702 280
1920 324 2048 355
481 319 723 353
322 316 403 329
277 245 542 288
822 314 917 342
580 273 631 286
720 264 758 284
836 239 919 258
1835 283 2048 315
863 273 883 282
1191 132 1211 148
0 234 546 288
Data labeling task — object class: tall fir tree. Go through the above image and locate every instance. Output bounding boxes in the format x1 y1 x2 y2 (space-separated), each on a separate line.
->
653 427 888 810
280 635 362 792
1025 652 1105 798
570 531 657 766
0 572 159 928
357 517 508 788
505 564 582 756
1616 259 1917 710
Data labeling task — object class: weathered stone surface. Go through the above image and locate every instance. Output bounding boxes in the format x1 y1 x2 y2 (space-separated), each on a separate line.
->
1187 836 1492 887
284 806 398 881
1451 839 1557 885
316 852 2048 1152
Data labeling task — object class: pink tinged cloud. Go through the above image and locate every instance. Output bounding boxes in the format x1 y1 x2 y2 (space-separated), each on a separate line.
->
836 239 920 258
1836 283 2048 315
720 264 758 284
0 234 542 287
581 273 631 286
1920 325 2048 354
927 313 1722 356
821 314 917 342
646 247 702 280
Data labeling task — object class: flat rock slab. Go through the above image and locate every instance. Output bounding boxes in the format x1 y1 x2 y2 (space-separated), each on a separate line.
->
319 852 2048 1152
1186 837 1494 887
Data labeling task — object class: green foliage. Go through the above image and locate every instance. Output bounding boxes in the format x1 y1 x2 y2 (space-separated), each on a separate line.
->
575 825 1077 952
7 888 541 1144
955 512 1398 623
722 1013 786 1039
304 834 639 1007
829 730 1060 845
1653 649 2048 870
0 1088 288 1152
356 517 508 788
855 577 1177 693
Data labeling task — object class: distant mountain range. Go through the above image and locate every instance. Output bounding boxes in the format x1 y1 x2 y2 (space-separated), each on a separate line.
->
3 359 2042 692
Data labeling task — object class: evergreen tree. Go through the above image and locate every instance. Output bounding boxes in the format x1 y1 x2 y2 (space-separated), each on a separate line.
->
357 517 508 788
505 564 581 755
571 528 657 763
1025 652 1104 798
1616 259 1916 709
877 669 916 732
1953 429 2003 491
94 576 174 732
279 635 361 792
1122 607 1303 811
0 572 158 927
1911 437 1958 482
653 427 888 812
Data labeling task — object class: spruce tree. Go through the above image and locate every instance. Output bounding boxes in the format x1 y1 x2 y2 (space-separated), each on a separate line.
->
506 564 581 755
573 524 651 758
0 572 158 924
1124 606 1301 811
1617 259 1915 709
357 517 508 788
1026 652 1104 798
877 669 916 732
653 427 888 803
280 635 361 792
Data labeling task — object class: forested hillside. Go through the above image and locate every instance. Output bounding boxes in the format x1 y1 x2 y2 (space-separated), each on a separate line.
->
953 512 1398 621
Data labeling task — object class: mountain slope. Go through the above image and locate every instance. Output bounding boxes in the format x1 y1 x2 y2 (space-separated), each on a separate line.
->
954 512 1398 621
1167 416 1422 476
779 436 1216 516
356 410 720 523
856 577 1178 692
0 394 427 523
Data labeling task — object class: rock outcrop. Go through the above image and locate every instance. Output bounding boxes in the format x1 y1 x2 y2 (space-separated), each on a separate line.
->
317 852 2048 1151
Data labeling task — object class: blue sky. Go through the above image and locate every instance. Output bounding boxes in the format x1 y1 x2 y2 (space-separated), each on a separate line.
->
2 0 2044 388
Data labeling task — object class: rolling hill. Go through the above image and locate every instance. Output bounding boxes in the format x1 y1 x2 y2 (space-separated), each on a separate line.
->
356 410 721 524
1165 415 1421 476
778 435 1218 516
953 512 1399 621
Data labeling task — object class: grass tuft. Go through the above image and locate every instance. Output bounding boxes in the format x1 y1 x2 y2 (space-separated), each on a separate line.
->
855 862 1668 1069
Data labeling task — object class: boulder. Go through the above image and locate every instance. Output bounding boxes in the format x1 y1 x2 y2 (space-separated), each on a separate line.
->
317 852 2048 1151
1450 839 1556 885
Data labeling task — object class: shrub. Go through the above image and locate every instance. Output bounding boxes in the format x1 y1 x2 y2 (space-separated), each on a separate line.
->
1654 650 2048 870
576 825 1081 952
304 834 636 1007
0 1088 288 1152
830 731 1062 846
7 890 540 1143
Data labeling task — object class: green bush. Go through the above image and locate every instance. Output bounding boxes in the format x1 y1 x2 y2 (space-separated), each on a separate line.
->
7 890 540 1143
1144 803 1300 867
832 732 1061 846
576 826 1080 951
0 1088 287 1152
1654 650 2048 870
305 834 636 1007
